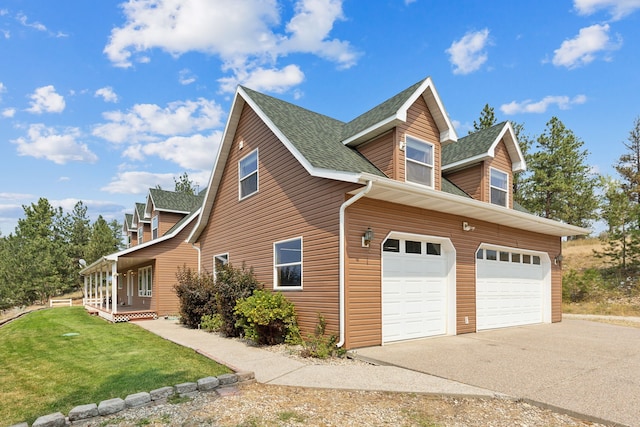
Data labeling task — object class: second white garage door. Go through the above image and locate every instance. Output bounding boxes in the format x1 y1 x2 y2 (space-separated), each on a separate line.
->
382 235 455 343
476 246 550 331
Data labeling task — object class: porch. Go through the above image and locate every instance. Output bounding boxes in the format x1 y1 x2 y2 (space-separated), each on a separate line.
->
84 302 157 322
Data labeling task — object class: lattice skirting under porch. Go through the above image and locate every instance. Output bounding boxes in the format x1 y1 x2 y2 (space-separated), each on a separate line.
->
112 311 158 322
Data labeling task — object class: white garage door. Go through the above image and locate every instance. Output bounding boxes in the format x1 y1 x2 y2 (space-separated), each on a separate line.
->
382 237 452 343
476 247 549 330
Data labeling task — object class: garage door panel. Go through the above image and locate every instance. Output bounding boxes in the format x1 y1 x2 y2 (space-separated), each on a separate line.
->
476 250 548 331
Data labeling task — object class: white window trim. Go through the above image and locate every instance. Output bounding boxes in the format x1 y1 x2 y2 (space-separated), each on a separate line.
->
273 236 303 290
137 225 143 244
213 253 229 282
404 135 435 189
238 148 259 200
151 215 159 239
490 167 509 207
138 266 152 297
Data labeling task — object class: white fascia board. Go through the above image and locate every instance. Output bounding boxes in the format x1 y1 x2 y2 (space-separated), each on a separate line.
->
419 78 458 143
188 90 244 243
357 173 589 237
144 193 154 218
153 207 191 215
342 115 399 147
441 153 489 172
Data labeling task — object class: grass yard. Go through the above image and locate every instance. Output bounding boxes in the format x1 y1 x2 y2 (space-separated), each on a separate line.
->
0 307 230 426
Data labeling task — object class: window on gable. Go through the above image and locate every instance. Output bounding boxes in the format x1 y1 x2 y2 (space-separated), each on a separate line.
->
405 136 434 188
138 225 143 244
490 168 508 207
138 266 152 297
151 215 158 239
274 237 302 289
239 149 258 200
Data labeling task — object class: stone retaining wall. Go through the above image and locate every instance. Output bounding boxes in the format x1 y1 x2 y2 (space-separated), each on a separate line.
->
10 371 255 427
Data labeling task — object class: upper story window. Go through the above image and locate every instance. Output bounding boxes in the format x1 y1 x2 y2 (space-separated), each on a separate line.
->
405 136 434 188
239 149 258 200
137 225 143 244
274 237 302 289
490 168 508 207
151 215 159 239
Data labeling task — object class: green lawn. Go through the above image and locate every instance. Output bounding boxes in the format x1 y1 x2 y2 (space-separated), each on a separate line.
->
0 307 231 426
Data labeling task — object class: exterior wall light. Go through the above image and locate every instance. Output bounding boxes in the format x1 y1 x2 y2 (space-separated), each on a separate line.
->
362 227 374 248
555 254 563 265
462 221 475 232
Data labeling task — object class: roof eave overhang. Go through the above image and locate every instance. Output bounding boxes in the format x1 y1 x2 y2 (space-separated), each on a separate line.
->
355 173 589 238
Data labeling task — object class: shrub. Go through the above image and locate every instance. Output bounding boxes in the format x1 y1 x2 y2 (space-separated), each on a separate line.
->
174 266 216 328
214 263 259 337
562 268 602 302
235 289 300 345
200 313 223 332
300 313 343 359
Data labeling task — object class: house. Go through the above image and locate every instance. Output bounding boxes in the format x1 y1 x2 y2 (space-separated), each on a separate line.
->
81 188 204 322
187 76 589 350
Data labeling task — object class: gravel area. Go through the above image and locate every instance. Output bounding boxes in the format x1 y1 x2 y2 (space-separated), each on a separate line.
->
74 383 609 426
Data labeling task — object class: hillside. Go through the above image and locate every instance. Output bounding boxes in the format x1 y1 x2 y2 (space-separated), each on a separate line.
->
562 238 608 271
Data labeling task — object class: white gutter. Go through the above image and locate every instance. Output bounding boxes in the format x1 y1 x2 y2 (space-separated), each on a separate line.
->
337 180 373 348
191 243 201 273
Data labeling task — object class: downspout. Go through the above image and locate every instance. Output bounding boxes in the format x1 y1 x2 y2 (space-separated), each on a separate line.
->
191 243 201 273
337 180 373 348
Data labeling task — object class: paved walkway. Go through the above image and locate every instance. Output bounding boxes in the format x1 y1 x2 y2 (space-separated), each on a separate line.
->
136 318 497 397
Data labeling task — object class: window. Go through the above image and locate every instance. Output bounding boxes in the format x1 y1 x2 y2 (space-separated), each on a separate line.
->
138 266 152 297
486 249 497 261
405 240 422 254
239 149 258 199
490 168 508 207
533 255 541 265
523 254 531 264
500 251 510 262
214 253 229 281
382 238 400 252
274 238 302 288
151 215 158 239
405 136 434 187
426 243 441 256
137 225 143 244
512 253 521 263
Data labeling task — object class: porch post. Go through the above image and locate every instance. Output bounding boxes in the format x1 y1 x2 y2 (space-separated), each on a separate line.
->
83 275 87 305
99 269 103 308
112 261 118 314
106 269 110 312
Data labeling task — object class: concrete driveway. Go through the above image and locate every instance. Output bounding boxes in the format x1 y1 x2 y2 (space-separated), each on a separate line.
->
354 319 640 427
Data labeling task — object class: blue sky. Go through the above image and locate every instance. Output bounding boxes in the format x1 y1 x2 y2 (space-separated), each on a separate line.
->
1 0 639 235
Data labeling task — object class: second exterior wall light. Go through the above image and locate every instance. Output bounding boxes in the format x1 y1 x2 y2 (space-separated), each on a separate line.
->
362 227 374 248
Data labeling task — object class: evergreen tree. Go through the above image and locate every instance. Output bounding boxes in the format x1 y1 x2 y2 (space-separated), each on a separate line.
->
471 104 497 133
511 121 533 205
518 117 598 230
174 172 197 195
86 216 122 264
615 116 640 206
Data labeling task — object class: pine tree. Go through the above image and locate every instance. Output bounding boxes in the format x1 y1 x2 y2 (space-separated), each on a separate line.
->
471 104 497 133
174 172 197 195
615 116 640 207
86 216 122 264
518 117 598 230
511 121 533 206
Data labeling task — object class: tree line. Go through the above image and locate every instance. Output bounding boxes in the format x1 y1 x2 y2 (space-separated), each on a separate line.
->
0 199 123 310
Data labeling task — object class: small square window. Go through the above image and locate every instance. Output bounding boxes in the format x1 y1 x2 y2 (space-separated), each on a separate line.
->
383 238 400 252
476 249 484 259
426 243 441 256
533 255 541 265
523 254 531 264
405 240 422 254
486 249 497 261
511 253 521 263
500 251 510 262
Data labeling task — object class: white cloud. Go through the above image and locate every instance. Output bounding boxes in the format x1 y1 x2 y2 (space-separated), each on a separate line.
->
124 131 222 171
2 108 16 118
218 64 305 94
95 86 119 103
103 0 359 93
552 24 621 69
446 29 491 75
93 98 224 144
574 0 640 20
17 13 47 32
178 69 197 85
0 192 35 200
11 124 98 164
26 85 66 114
101 171 178 194
500 95 587 115
0 82 5 101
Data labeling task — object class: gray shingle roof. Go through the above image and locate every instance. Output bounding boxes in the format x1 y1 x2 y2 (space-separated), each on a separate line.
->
149 188 204 213
135 203 147 222
124 213 133 229
342 78 426 140
441 178 471 198
241 86 385 177
442 121 507 166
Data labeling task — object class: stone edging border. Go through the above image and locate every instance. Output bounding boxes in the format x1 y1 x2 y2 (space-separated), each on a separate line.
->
10 371 255 427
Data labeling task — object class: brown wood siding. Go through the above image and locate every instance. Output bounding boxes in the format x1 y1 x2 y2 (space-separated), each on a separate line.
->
397 96 442 190
444 164 483 200
116 221 199 316
197 104 360 337
344 197 562 349
158 211 185 236
486 139 514 209
356 131 394 178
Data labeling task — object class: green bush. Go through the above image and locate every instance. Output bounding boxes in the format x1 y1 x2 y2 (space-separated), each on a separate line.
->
200 313 223 332
214 263 259 337
235 289 300 345
562 268 603 302
300 313 343 359
174 266 216 328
